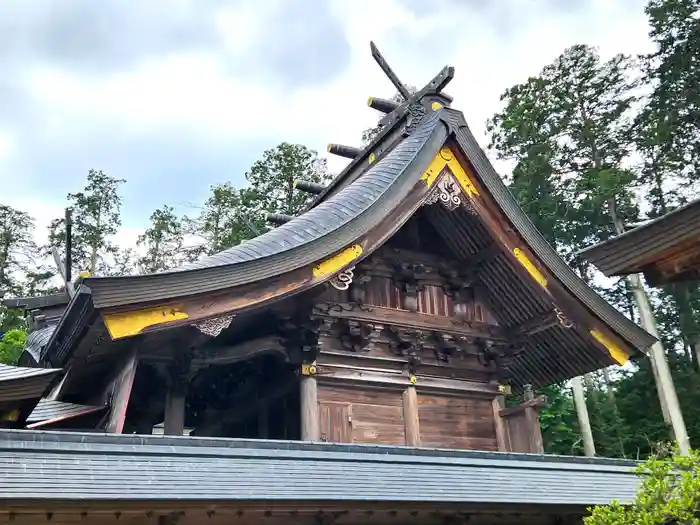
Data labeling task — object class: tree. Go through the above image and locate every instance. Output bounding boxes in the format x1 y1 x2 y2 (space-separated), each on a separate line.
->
635 0 700 212
245 142 331 216
487 45 640 264
586 447 700 525
537 384 584 456
634 0 700 366
186 183 264 256
0 328 27 365
47 169 126 276
487 45 649 456
0 205 37 296
137 206 186 273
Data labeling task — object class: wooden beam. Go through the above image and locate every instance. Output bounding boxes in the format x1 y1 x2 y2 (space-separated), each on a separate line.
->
402 386 420 446
103 351 138 434
313 302 507 342
193 336 287 367
509 311 559 337
498 395 546 418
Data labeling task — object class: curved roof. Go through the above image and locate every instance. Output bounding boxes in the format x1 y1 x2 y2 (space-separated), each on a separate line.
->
28 82 654 387
20 325 56 366
83 111 448 308
440 110 655 352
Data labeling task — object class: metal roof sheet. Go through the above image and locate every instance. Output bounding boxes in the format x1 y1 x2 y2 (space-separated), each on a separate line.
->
0 430 640 505
26 399 106 428
0 364 60 404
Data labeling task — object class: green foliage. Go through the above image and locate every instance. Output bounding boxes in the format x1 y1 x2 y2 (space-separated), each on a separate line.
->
47 169 126 276
489 4 700 461
245 142 331 216
186 143 332 256
137 206 186 273
635 0 700 210
487 45 640 263
586 448 700 525
537 384 583 455
0 328 27 365
0 204 38 296
186 183 264 255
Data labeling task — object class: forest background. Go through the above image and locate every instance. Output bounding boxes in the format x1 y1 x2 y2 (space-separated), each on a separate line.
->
1 0 698 460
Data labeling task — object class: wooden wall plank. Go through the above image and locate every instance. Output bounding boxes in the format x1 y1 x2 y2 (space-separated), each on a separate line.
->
418 393 498 451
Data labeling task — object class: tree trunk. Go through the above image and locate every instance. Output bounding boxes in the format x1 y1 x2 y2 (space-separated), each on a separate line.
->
608 197 690 456
572 376 596 457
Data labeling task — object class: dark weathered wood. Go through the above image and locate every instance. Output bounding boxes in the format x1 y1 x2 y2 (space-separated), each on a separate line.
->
103 351 138 434
194 336 287 366
318 384 405 446
509 312 560 337
418 393 498 451
163 389 185 436
195 380 296 437
492 395 508 452
498 396 546 417
449 141 637 359
499 388 546 453
313 302 505 341
402 386 420 446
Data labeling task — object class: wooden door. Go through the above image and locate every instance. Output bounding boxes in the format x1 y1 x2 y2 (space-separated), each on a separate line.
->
319 402 352 443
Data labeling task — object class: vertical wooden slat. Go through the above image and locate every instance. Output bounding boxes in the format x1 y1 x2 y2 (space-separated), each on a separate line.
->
402 386 420 447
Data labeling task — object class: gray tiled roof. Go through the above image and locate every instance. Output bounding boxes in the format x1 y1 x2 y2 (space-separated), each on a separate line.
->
0 430 640 505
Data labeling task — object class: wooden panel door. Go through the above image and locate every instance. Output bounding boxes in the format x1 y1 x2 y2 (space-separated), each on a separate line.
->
319 402 352 443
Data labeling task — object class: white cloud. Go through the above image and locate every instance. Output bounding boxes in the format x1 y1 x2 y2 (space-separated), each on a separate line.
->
3 0 657 250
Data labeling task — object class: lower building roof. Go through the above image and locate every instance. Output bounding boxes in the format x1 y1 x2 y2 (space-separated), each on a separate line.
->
0 430 640 506
578 197 700 286
0 364 60 403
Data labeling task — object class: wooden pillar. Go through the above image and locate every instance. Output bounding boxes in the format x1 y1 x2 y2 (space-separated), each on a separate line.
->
300 366 320 441
402 386 420 447
164 387 186 436
492 395 508 451
104 351 138 434
523 385 544 453
163 353 192 437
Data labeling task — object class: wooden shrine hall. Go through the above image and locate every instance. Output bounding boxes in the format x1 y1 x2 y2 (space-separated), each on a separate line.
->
0 43 651 525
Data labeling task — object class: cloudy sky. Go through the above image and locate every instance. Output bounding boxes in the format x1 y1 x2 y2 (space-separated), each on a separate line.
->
1 0 652 248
